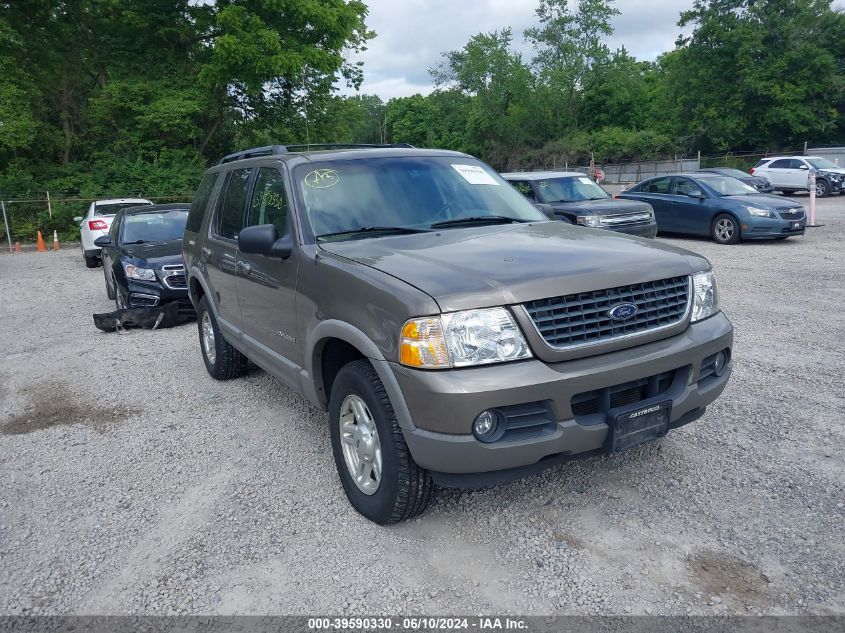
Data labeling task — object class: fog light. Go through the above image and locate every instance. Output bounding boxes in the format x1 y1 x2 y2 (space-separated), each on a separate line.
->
714 349 729 376
473 410 500 442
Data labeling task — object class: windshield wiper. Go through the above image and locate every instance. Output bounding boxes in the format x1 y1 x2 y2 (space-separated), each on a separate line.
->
316 226 430 241
123 239 158 245
430 215 527 229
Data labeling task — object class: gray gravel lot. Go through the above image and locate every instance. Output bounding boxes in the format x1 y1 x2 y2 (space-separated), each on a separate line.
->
1 195 843 616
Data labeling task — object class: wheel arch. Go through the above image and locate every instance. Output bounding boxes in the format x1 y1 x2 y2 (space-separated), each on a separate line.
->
306 320 415 430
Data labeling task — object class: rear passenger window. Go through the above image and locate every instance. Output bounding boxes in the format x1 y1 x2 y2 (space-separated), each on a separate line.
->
645 177 672 193
186 172 219 233
216 168 252 240
246 167 289 237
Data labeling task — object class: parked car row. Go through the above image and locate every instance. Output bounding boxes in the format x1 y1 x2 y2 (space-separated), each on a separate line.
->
503 169 806 244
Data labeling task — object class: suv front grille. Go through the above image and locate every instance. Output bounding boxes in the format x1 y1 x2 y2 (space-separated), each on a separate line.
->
600 211 653 227
777 208 805 220
523 276 690 349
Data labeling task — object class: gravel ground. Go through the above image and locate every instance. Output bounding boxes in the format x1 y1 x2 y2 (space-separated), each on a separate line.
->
1 195 843 616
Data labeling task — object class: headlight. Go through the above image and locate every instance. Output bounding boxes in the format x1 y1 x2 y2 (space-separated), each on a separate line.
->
400 308 532 368
577 215 602 227
123 263 157 281
746 207 774 218
691 270 719 322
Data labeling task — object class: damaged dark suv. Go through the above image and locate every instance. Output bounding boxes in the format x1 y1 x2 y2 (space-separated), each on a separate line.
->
183 144 733 524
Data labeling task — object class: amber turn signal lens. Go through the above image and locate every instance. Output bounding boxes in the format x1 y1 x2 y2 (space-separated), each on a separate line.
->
399 318 450 368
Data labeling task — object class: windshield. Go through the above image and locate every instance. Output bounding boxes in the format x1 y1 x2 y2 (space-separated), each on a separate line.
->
294 157 547 241
697 176 759 196
95 202 151 216
533 176 608 203
807 158 839 170
121 211 188 244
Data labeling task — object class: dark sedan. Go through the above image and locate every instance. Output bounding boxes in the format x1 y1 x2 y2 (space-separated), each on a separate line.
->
618 173 806 244
697 167 774 193
501 171 657 238
94 204 195 319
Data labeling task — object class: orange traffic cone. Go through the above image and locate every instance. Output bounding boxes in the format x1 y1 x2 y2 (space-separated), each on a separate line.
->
52 230 60 250
14 242 21 253
36 231 47 252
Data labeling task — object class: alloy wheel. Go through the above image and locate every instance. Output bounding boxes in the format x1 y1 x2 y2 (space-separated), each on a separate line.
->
201 312 216 365
338 394 382 495
715 218 735 242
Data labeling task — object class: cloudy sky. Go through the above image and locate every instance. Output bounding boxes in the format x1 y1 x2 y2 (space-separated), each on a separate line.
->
341 0 693 100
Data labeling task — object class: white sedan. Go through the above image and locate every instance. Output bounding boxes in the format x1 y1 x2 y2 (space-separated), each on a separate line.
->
75 198 152 267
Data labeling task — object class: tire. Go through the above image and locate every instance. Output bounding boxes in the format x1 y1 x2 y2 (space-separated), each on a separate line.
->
104 269 116 300
815 179 830 198
196 296 248 380
711 213 740 245
85 254 99 268
329 359 432 524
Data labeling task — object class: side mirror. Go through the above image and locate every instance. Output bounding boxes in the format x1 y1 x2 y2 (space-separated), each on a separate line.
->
799 164 808 170
93 235 111 247
238 224 293 259
534 203 556 219
687 190 705 198
73 216 83 224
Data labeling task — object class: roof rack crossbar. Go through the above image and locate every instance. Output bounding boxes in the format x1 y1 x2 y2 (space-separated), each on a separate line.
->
218 143 415 164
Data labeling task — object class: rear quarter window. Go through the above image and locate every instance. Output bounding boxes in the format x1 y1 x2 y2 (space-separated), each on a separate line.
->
185 172 219 233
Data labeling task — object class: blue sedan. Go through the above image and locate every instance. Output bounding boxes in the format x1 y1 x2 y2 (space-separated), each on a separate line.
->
617 173 806 244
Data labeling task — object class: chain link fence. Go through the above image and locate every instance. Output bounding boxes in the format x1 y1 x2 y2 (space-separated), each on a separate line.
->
0 194 193 252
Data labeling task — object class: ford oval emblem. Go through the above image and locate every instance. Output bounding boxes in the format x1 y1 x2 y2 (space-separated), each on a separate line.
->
609 303 638 321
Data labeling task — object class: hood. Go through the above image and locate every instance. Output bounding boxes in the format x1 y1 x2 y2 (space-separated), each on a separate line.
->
722 195 802 210
819 168 845 177
547 198 653 215
742 175 771 185
319 222 708 312
121 240 184 268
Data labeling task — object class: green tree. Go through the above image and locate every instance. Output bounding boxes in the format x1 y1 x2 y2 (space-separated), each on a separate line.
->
525 0 620 133
665 0 844 150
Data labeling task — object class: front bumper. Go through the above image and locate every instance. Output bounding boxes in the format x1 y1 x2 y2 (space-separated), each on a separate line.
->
743 216 806 239
396 312 732 479
119 279 195 318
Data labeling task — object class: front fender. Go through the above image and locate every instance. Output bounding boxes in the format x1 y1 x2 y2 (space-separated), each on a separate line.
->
305 320 415 430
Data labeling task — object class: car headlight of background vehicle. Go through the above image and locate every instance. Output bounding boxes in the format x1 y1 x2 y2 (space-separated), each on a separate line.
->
400 308 532 368
691 270 719 322
576 215 602 227
746 207 774 218
123 262 157 281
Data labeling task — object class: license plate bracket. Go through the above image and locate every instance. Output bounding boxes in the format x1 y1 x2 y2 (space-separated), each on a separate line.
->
608 401 671 452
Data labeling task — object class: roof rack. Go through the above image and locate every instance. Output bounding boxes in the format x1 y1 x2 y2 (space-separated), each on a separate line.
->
218 143 415 165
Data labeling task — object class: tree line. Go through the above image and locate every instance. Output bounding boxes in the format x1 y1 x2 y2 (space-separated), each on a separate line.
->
1 0 843 200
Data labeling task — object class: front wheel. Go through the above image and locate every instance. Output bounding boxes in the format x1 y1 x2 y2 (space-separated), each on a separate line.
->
815 179 830 198
712 213 740 244
196 296 248 380
329 359 432 524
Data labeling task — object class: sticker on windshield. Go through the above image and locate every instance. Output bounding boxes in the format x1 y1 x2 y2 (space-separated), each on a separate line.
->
304 169 340 189
451 164 499 185
579 177 593 184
